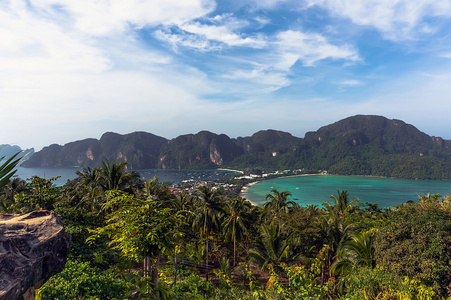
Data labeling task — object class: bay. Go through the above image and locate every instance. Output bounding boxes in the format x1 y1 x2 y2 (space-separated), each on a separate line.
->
15 167 238 185
244 175 451 208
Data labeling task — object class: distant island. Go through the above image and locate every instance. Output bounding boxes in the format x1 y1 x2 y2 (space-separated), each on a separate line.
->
20 115 451 180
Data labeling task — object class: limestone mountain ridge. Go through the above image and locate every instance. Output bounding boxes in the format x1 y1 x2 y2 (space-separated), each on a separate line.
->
20 115 451 179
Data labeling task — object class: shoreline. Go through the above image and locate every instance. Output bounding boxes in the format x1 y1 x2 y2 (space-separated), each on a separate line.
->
216 168 244 174
239 173 323 206
239 181 261 206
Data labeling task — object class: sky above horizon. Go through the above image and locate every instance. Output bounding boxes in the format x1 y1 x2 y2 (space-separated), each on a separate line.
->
2 0 451 151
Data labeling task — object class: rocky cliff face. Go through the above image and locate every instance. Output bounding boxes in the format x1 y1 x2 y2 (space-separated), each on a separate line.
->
22 132 167 169
157 131 244 169
0 211 71 300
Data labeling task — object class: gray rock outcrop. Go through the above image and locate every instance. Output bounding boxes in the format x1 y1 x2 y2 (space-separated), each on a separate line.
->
0 211 71 300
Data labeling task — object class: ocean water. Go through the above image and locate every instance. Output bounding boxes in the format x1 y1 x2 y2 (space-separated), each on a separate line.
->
14 167 238 185
244 175 451 208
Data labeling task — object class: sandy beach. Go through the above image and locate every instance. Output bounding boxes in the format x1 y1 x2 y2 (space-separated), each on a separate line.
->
239 181 261 206
216 168 244 174
239 173 324 206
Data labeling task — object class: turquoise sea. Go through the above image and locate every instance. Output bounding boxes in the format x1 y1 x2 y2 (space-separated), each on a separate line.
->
244 175 451 208
15 167 238 185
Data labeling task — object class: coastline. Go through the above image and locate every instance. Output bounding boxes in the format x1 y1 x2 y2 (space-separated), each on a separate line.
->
239 173 323 206
239 181 260 206
216 168 244 174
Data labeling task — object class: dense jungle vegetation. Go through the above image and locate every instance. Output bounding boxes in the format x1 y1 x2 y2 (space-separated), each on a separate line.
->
1 157 451 299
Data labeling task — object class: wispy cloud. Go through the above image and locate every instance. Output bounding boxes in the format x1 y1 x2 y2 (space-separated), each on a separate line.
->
274 30 359 68
338 80 364 86
219 29 360 92
23 0 216 36
306 0 451 40
154 13 267 52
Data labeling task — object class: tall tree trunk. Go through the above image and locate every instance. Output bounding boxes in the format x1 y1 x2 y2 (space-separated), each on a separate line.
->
206 232 209 282
152 255 161 300
144 256 151 293
233 233 236 267
174 251 178 286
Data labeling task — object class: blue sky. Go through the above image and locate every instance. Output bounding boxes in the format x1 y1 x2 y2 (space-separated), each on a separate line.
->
1 0 451 150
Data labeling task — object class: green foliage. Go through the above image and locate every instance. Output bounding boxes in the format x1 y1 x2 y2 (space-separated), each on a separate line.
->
88 191 182 262
37 260 133 300
342 266 439 300
248 222 297 272
258 259 336 300
332 229 377 275
98 160 140 191
374 201 451 297
13 176 61 213
0 150 22 190
170 274 216 299
10 151 450 300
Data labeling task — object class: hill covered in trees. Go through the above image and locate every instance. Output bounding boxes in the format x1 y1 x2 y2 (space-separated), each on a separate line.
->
22 115 451 179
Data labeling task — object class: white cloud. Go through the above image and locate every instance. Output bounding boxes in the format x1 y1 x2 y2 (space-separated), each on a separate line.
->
219 29 359 92
223 67 291 92
154 29 220 52
306 0 451 40
247 0 290 9
179 21 267 47
274 30 359 69
338 80 363 86
27 0 216 36
0 0 218 149
155 14 268 51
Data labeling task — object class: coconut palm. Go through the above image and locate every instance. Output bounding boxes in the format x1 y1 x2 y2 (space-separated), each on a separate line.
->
331 229 377 275
324 189 359 216
171 190 195 212
98 160 140 191
263 189 297 221
0 150 22 191
142 176 172 203
222 196 253 266
76 167 101 187
248 222 299 272
321 191 359 276
192 185 223 281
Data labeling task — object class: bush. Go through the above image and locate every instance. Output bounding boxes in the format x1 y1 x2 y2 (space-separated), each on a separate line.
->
374 202 451 297
342 266 438 300
37 260 133 300
170 273 216 300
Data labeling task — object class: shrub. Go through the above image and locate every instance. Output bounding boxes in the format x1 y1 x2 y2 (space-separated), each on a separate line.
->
37 260 132 300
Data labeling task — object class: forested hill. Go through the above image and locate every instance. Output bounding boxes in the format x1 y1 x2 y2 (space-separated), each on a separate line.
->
21 115 451 179
0 144 34 162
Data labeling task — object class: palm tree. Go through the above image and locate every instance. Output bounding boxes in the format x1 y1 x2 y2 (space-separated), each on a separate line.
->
222 197 253 266
76 167 101 187
248 222 299 273
0 178 28 213
171 190 195 212
320 190 359 277
192 185 223 281
263 189 297 220
0 150 23 190
142 176 172 203
324 189 359 216
331 229 377 275
98 160 140 191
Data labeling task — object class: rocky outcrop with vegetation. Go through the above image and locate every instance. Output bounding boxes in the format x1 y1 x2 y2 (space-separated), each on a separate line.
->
0 211 71 300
